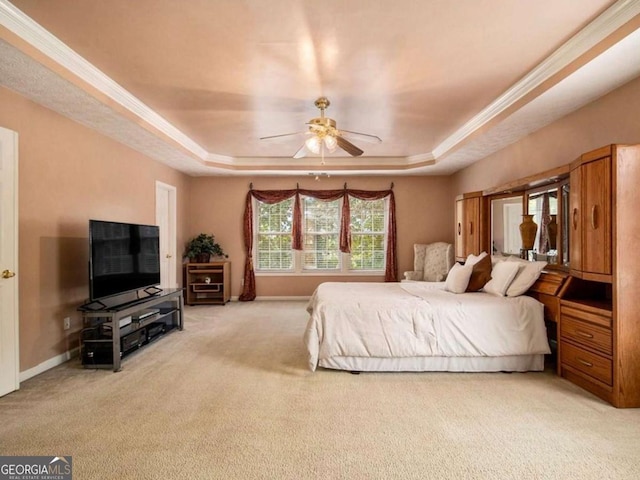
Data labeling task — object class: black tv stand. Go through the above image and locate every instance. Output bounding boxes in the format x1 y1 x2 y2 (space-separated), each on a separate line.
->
143 285 163 296
78 299 108 312
78 288 184 372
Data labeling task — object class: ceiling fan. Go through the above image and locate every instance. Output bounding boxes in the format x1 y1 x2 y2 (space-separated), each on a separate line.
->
260 97 382 163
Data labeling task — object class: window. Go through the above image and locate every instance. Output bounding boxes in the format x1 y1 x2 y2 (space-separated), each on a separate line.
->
254 195 387 274
349 197 386 270
256 198 294 271
302 197 341 270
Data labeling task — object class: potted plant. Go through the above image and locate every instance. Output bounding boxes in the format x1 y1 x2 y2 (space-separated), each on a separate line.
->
184 233 227 263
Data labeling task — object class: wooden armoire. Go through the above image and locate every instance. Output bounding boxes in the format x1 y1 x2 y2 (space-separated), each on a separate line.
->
559 144 640 407
454 191 487 262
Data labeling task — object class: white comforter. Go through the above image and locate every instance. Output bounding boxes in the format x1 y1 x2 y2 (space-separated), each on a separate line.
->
304 282 550 371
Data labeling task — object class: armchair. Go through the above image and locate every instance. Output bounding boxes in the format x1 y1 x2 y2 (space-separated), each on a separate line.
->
403 242 455 282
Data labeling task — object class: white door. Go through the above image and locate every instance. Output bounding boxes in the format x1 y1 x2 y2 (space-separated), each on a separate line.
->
155 181 177 288
0 127 19 397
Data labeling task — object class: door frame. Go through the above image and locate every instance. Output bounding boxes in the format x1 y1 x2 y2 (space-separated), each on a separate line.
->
155 181 177 288
0 126 19 396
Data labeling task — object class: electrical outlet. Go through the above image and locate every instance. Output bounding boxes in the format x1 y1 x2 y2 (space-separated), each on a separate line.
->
63 317 71 330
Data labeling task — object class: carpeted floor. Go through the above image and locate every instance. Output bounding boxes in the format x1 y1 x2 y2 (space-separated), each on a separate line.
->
1 301 639 479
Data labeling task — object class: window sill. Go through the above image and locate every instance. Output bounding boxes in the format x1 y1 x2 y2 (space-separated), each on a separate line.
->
255 271 385 277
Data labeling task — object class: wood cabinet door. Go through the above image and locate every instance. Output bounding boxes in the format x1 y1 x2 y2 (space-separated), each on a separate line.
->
463 197 480 257
582 157 612 275
455 199 464 259
569 166 583 272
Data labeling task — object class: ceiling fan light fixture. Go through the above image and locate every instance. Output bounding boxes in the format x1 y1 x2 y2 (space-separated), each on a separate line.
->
262 97 379 161
305 135 321 154
324 134 337 152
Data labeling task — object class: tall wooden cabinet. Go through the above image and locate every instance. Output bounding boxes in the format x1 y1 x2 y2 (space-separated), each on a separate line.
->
454 191 486 261
569 146 612 281
560 144 640 407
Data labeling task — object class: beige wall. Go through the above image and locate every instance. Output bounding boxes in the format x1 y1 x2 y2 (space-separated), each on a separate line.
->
452 75 640 195
0 86 191 372
188 176 454 297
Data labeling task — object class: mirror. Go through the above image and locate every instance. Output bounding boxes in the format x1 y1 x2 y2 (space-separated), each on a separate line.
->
490 195 524 256
525 181 569 267
487 172 569 268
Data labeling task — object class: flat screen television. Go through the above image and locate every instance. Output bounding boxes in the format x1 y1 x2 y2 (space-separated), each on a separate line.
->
89 220 161 301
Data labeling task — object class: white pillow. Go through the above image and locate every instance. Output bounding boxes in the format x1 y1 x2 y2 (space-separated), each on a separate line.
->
506 260 547 297
483 261 522 296
444 263 473 294
465 251 488 266
491 255 507 266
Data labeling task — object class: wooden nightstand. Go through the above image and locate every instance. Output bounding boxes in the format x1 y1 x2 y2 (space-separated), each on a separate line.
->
526 270 570 372
184 262 230 305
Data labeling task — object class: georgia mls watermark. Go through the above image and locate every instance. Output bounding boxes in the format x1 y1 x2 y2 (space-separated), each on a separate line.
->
0 456 72 480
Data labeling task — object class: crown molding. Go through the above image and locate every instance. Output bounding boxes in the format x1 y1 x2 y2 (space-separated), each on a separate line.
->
406 152 436 164
0 0 209 160
431 0 640 160
207 155 415 168
205 152 236 164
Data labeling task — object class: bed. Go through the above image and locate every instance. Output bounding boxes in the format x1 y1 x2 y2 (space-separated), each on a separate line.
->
304 281 550 372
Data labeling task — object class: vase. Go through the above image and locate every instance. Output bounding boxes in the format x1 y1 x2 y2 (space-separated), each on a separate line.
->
519 214 538 250
195 253 210 263
547 214 558 250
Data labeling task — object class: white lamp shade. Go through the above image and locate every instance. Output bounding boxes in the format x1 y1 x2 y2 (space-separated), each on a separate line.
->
305 135 321 154
324 135 337 152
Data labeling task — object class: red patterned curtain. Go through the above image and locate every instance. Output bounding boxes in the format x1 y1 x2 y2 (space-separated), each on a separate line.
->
239 186 397 301
340 194 351 253
238 191 256 301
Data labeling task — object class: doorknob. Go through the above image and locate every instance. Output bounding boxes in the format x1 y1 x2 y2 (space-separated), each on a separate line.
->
166 254 172 259
2 269 16 279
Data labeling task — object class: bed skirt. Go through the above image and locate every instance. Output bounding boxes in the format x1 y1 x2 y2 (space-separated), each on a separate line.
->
318 354 545 373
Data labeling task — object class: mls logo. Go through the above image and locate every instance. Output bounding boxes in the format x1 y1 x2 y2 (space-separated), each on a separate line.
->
0 456 72 479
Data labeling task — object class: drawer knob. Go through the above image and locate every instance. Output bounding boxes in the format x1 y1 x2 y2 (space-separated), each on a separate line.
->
577 358 593 368
576 330 594 339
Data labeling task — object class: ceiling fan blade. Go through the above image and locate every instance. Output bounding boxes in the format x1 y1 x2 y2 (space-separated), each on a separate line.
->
293 144 307 159
339 129 382 144
336 135 364 157
260 132 304 140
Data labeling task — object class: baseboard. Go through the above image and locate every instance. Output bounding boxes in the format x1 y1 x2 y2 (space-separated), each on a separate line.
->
254 296 310 301
19 347 79 383
230 296 310 301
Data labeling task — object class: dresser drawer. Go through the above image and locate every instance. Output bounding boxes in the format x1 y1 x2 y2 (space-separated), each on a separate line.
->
560 316 612 355
561 342 612 385
559 303 612 329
